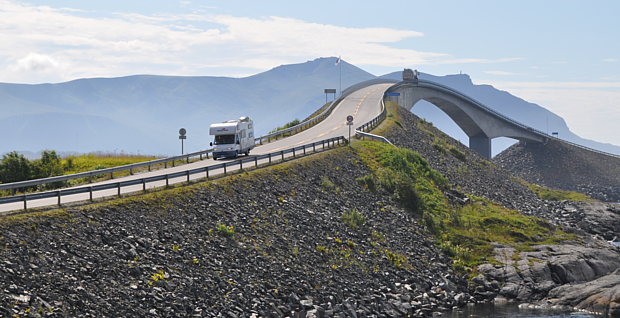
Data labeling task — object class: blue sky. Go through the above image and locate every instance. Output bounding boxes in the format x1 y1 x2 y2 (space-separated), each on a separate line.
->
1 0 619 145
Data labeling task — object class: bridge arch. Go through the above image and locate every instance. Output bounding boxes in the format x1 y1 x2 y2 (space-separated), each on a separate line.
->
385 80 548 159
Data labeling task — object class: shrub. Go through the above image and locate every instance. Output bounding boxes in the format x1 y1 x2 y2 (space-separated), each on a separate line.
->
316 245 328 253
342 209 365 230
356 174 376 192
448 146 467 162
432 138 448 155
321 176 335 191
216 223 235 238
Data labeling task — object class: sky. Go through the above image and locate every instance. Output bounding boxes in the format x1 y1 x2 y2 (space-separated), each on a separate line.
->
1 0 619 146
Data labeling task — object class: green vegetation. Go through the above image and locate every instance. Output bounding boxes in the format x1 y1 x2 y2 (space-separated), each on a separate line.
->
342 209 365 230
268 118 301 134
355 174 376 192
0 150 161 195
449 147 467 162
354 141 576 273
525 182 594 203
321 176 335 191
216 223 235 238
357 142 447 214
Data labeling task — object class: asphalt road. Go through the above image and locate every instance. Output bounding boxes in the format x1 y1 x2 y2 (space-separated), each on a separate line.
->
0 84 392 213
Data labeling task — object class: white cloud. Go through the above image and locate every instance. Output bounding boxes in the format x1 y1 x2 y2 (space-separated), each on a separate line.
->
484 71 525 76
9 53 63 72
603 59 618 62
0 0 522 83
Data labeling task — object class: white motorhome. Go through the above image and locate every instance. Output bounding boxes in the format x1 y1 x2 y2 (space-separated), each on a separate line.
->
209 116 255 159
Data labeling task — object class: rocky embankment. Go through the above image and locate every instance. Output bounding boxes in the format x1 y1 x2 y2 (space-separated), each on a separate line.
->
493 139 620 202
383 105 620 241
382 104 620 312
1 149 471 317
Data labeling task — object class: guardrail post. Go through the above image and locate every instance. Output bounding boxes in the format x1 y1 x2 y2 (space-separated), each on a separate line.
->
89 175 92 183
11 188 14 196
172 160 175 167
200 154 202 160
223 163 227 175
206 166 209 178
65 180 68 188
293 148 295 158
269 153 272 164
186 170 190 183
166 175 169 187
255 156 258 168
322 140 325 149
89 186 93 202
303 145 306 155
187 157 189 164
142 179 146 192
206 152 209 159
148 165 151 172
281 151 284 161
130 168 133 175
165 162 167 168
313 143 316 152
117 182 121 197
110 172 114 179
240 159 243 170
57 190 61 206
23 194 27 211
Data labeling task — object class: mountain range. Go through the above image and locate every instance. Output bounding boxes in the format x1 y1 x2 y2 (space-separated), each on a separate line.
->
1 57 618 158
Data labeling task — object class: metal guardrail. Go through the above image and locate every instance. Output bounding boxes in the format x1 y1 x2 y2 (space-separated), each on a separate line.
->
0 78 398 196
0 136 347 211
0 148 214 193
354 92 392 144
255 78 399 144
411 80 620 159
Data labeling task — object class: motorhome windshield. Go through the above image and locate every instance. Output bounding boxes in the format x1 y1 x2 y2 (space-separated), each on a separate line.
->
214 134 235 145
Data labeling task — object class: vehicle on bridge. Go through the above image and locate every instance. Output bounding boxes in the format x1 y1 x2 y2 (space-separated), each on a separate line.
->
209 116 255 159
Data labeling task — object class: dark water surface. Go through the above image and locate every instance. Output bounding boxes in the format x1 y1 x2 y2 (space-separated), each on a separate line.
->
449 302 603 318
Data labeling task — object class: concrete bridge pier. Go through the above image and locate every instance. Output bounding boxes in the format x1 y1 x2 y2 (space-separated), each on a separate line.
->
469 136 491 160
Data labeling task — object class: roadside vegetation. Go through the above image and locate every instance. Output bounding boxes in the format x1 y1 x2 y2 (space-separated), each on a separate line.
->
355 141 577 273
0 150 161 195
525 181 594 203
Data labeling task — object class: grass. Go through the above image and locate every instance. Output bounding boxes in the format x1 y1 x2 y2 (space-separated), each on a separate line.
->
62 152 161 175
525 182 594 203
342 209 365 230
353 140 578 273
371 102 404 137
435 195 577 271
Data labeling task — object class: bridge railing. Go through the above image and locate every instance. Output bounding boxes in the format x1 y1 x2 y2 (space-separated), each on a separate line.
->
415 80 549 137
404 79 620 159
0 136 347 211
255 79 399 144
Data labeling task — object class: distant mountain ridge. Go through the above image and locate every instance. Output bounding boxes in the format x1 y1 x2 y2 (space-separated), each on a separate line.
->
1 57 618 157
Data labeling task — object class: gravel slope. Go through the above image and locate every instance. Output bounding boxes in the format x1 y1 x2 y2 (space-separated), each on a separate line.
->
493 139 620 202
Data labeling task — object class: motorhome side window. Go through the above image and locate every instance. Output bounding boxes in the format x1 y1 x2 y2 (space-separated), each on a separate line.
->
241 130 246 138
249 132 253 138
214 135 235 145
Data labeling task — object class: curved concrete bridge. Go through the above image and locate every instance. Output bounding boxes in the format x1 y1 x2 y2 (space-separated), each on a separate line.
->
385 79 548 159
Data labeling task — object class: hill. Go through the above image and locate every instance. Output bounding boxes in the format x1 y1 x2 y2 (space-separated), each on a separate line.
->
0 57 375 156
2 57 619 158
493 140 620 202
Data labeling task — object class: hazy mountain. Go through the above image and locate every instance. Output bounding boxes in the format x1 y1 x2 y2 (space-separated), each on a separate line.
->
0 57 374 156
1 57 618 158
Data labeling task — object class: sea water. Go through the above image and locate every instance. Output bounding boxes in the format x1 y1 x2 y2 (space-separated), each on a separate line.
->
450 302 603 318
